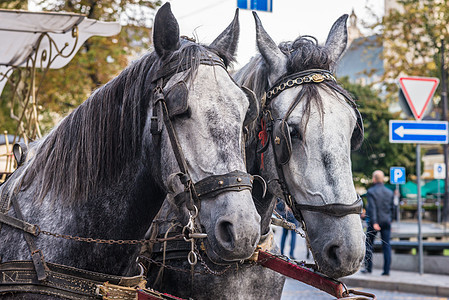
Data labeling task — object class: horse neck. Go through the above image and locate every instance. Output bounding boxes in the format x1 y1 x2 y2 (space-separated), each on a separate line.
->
235 58 275 236
1 148 167 276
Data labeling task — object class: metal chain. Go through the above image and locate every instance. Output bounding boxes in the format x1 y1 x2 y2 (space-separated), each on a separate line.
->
138 254 234 276
266 72 336 100
38 228 185 245
195 247 234 276
272 210 306 238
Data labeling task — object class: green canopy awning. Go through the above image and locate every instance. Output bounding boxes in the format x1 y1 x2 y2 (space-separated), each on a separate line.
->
399 181 417 197
422 179 444 196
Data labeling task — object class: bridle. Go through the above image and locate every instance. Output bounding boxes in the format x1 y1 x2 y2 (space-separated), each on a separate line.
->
149 51 259 216
258 68 364 224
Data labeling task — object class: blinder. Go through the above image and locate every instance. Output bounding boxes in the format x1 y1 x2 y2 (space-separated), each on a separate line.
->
165 81 189 118
351 108 364 151
272 119 292 165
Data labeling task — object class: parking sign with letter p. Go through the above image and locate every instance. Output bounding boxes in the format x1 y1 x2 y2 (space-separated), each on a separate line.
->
390 167 406 184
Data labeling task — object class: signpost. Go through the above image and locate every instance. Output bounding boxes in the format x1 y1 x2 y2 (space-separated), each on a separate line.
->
390 167 406 224
391 76 444 275
434 163 446 223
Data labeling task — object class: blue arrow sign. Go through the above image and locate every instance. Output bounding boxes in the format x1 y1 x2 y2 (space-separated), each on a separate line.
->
390 167 406 184
389 120 448 144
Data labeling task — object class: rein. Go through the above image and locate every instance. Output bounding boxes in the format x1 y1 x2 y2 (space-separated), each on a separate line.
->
257 69 363 224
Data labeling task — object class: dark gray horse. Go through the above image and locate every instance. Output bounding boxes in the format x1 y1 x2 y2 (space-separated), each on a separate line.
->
141 11 365 300
0 4 262 298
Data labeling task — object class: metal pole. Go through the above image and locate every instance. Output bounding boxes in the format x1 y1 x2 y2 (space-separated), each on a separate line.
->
441 38 449 224
395 184 401 225
438 179 441 224
417 144 424 275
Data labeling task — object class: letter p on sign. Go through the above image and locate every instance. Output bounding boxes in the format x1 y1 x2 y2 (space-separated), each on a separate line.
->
390 167 406 184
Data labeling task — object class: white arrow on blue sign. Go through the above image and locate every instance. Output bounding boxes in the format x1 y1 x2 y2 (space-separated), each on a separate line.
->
389 120 448 144
390 167 406 184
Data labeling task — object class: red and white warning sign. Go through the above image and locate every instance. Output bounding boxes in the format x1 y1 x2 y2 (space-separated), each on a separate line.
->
398 76 439 121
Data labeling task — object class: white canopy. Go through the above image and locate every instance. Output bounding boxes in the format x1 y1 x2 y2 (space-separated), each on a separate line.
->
0 9 121 95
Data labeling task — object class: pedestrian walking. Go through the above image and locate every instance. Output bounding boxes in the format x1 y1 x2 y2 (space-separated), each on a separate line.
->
275 198 299 259
362 170 394 275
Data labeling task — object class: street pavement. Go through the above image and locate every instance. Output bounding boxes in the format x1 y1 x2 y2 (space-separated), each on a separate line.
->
282 278 448 300
271 221 449 299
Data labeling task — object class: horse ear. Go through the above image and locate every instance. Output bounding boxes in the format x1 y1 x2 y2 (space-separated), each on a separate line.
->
210 9 240 57
325 14 348 64
253 11 287 83
153 2 180 58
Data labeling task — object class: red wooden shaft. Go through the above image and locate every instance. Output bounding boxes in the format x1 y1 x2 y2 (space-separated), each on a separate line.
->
257 250 345 298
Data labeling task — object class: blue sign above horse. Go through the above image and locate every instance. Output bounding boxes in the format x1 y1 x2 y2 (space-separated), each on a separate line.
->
237 0 273 12
389 120 448 144
390 167 406 184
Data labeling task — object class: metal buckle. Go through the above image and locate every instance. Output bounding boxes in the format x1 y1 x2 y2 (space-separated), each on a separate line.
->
311 74 324 83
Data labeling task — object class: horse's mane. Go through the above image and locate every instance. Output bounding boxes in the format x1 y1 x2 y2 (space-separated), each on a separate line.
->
14 39 229 205
235 35 352 134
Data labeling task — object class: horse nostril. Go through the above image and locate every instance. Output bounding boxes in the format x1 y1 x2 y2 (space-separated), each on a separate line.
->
216 220 235 250
327 245 339 262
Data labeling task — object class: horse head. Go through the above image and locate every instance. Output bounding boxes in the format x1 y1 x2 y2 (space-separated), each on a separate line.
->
147 4 261 264
236 13 365 278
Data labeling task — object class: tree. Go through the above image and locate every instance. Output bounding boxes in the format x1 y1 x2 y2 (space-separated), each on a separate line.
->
376 0 449 222
0 0 161 133
377 0 449 97
339 77 417 187
37 0 161 115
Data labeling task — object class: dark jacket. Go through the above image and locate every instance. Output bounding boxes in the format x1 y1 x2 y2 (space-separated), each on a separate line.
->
275 198 299 226
366 183 394 226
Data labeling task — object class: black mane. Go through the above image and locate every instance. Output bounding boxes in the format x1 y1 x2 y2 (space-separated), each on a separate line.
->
279 36 332 74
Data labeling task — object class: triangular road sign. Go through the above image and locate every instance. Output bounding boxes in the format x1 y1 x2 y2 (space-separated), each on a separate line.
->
398 76 439 120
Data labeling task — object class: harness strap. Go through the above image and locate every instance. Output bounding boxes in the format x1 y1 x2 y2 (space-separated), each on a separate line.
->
294 196 363 217
0 260 145 299
265 69 335 103
193 171 253 198
151 55 226 85
0 210 38 236
9 194 48 281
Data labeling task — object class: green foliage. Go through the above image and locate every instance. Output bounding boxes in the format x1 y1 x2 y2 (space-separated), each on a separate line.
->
35 0 160 121
0 0 161 134
377 0 449 98
0 0 28 9
339 77 417 186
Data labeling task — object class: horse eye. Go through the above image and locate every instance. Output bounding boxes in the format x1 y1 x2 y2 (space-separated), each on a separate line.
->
290 126 302 140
